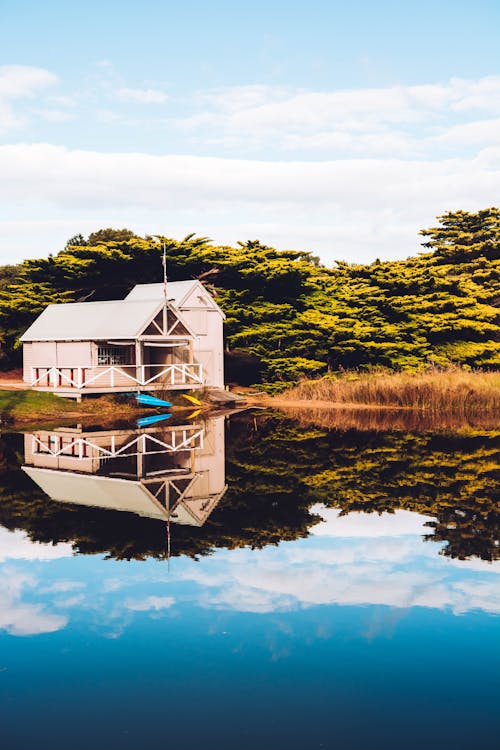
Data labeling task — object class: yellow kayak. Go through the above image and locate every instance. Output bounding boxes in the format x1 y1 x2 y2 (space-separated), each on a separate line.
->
182 394 202 406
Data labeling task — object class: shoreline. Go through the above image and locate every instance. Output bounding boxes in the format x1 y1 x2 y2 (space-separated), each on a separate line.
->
0 387 206 428
1 384 498 431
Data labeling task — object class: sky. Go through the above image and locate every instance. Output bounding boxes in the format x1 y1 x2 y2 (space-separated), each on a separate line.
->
1 0 499 265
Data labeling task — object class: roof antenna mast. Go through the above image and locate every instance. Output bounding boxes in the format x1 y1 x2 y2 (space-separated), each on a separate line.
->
162 241 168 302
162 241 168 333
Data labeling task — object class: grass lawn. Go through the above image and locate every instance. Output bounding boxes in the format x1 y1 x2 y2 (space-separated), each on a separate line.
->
0 389 140 425
0 390 80 419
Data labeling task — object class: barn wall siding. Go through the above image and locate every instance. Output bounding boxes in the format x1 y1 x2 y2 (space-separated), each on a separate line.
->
32 342 57 365
188 309 224 388
23 343 34 382
56 342 92 367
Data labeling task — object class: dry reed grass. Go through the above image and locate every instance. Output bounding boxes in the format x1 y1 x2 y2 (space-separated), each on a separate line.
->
280 368 500 414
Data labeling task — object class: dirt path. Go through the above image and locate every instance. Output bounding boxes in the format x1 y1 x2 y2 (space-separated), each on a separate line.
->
0 377 26 390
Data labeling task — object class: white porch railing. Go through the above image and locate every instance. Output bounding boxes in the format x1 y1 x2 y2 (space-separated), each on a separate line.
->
31 428 204 460
30 363 203 389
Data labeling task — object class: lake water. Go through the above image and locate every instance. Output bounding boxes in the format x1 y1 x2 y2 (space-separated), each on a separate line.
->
0 411 498 749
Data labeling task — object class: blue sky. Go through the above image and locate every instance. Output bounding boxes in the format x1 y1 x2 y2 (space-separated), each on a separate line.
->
1 0 499 263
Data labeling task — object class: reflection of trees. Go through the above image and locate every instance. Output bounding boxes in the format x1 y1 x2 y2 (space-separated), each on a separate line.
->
226 415 499 562
424 509 499 562
0 433 319 561
0 416 498 562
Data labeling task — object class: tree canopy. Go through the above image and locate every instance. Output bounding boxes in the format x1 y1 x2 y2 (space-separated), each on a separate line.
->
0 209 498 379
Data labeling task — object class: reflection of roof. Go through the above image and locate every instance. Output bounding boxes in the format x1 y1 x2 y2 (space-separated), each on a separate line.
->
22 466 226 526
23 467 169 520
20 299 163 342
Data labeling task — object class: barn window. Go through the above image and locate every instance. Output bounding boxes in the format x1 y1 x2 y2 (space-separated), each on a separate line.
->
97 346 132 366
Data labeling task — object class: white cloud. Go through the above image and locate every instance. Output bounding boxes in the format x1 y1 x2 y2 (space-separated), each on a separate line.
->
0 65 57 99
178 76 500 157
0 65 57 134
432 118 500 148
117 87 169 104
0 73 499 262
37 109 76 123
0 142 498 263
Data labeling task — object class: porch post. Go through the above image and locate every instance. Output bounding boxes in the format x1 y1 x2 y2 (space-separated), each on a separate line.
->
136 433 145 478
135 340 143 385
188 339 194 384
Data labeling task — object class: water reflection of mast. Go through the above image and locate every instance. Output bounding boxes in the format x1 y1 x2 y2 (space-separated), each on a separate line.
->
164 420 197 569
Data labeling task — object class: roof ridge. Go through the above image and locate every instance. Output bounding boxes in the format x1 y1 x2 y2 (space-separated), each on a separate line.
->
45 298 163 308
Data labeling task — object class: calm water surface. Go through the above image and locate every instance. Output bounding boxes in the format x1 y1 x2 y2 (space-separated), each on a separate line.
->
0 411 498 750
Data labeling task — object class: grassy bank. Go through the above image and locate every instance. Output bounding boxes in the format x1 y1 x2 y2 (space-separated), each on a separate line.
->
0 388 212 427
0 390 140 425
278 368 500 413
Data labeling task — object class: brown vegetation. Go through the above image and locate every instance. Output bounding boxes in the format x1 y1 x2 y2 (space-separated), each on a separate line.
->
278 368 500 413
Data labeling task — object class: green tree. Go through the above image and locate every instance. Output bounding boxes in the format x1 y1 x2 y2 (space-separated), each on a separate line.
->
0 209 498 374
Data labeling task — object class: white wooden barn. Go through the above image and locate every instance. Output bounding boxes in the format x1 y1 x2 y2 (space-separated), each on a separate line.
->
21 280 225 397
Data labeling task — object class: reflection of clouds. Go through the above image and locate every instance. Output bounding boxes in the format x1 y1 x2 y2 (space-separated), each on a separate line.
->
0 568 67 636
198 585 295 614
1 509 498 638
101 577 130 593
310 507 432 538
444 557 500 572
453 581 500 614
286 537 429 565
54 594 85 608
192 560 500 616
125 596 174 612
41 581 86 593
180 509 500 615
0 528 73 562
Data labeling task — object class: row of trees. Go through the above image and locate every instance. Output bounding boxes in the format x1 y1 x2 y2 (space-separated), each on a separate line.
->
0 208 499 381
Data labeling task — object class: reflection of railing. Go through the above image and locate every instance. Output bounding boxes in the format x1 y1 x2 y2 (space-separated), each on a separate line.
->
30 363 203 389
31 428 204 459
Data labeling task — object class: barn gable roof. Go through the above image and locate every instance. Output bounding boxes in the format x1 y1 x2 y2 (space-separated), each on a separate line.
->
126 280 225 317
20 298 167 342
126 280 198 306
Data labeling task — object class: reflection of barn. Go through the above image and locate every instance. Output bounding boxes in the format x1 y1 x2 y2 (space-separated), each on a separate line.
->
22 416 227 526
21 280 225 397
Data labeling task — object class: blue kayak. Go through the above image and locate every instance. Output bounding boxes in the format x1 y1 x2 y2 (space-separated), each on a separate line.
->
135 393 172 408
137 412 172 428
